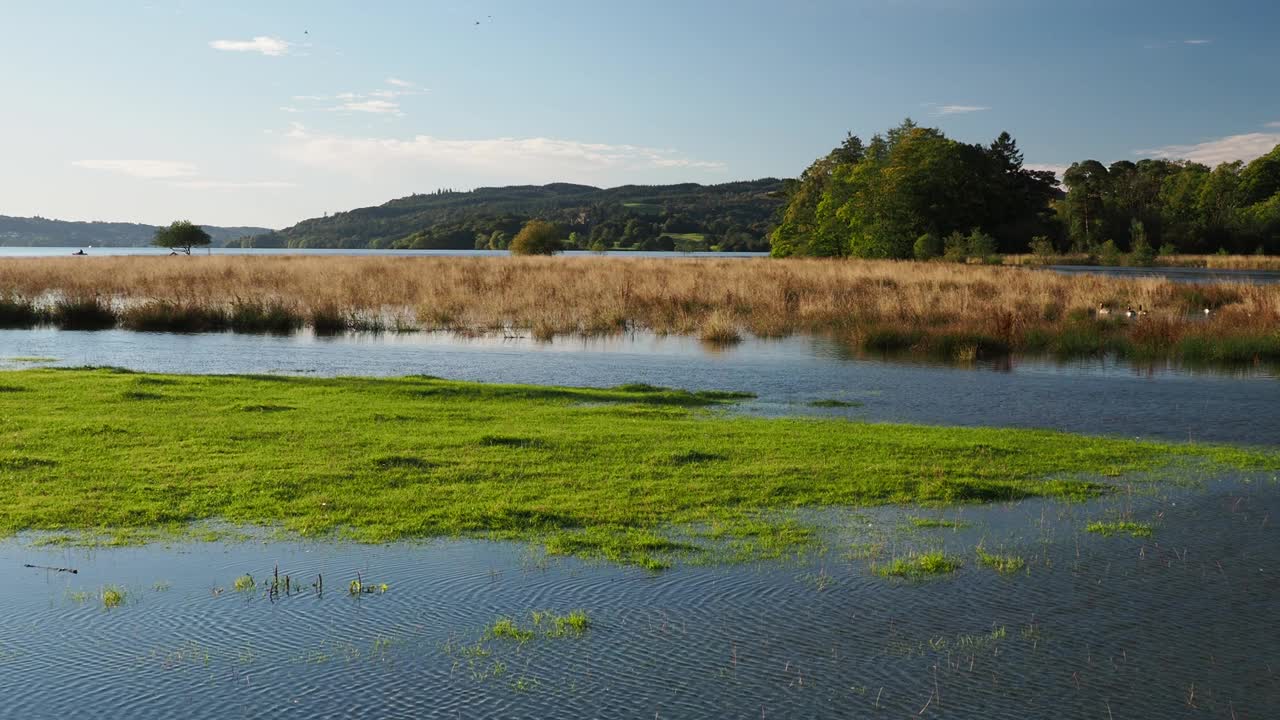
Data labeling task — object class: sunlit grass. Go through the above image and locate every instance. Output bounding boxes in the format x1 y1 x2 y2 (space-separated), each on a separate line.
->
874 551 962 578
1086 520 1154 538
3 255 1279 362
1 369 1274 567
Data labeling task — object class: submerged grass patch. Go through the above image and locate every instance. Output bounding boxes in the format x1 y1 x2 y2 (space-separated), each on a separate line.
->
908 516 969 529
874 552 963 579
975 547 1027 574
808 399 864 408
0 369 1274 566
1086 520 1154 538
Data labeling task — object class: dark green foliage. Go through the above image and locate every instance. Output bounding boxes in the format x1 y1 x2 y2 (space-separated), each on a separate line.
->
152 220 213 254
771 122 1058 258
243 181 784 252
0 216 268 248
1061 150 1280 255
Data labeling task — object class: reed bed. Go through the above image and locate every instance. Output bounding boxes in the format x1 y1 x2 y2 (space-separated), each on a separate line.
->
2 255 1278 363
1005 253 1280 271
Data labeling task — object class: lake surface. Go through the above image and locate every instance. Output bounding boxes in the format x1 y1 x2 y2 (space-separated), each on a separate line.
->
3 472 1276 719
0 246 768 259
2 328 1278 446
1043 264 1280 285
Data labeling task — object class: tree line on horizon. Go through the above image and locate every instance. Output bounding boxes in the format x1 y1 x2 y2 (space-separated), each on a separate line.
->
771 119 1280 259
243 181 784 253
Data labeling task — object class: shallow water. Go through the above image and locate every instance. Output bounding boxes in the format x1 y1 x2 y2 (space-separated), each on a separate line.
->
1043 264 1280 285
0 246 768 259
2 473 1276 719
3 328 1278 445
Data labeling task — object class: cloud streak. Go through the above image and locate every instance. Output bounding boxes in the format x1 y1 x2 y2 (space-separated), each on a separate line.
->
935 104 990 115
277 124 725 180
1137 132 1280 166
209 36 291 57
71 159 198 179
72 159 292 190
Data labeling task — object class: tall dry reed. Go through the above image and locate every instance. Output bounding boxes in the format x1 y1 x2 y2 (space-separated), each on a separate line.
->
2 256 1277 361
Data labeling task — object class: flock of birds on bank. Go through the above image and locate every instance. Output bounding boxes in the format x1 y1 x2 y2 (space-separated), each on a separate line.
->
1097 304 1213 318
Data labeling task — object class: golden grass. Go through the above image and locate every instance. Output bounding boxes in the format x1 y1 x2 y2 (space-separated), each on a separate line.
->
2 256 1278 361
1004 253 1280 271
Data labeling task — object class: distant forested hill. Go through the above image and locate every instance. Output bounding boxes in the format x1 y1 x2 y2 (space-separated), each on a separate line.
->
0 216 271 247
244 180 786 252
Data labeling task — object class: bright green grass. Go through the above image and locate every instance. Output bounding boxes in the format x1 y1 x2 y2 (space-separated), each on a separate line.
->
975 548 1027 574
1 369 1274 566
874 552 963 578
1086 520 1155 538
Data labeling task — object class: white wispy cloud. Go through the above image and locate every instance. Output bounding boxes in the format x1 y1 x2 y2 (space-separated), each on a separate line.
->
171 180 296 190
936 104 990 115
209 36 291 57
72 159 292 190
337 99 402 115
71 159 198 179
1137 132 1280 166
289 80 425 115
1265 121 1280 129
277 124 725 180
1184 39 1212 45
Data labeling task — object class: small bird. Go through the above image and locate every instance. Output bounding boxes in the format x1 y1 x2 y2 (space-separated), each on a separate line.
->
1124 305 1136 319
1203 307 1211 316
1097 303 1111 317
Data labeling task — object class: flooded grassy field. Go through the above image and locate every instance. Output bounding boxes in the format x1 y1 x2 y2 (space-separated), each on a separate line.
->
3 323 1278 717
3 473 1276 718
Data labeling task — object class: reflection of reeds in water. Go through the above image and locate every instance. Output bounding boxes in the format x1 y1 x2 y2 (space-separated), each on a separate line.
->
2 256 1279 362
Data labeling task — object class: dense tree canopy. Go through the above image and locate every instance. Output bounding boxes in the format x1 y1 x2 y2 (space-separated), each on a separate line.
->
152 220 212 255
245 181 784 253
1059 147 1280 254
771 120 1058 258
773 120 1280 258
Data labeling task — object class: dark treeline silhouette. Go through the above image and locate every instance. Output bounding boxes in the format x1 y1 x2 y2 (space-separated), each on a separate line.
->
772 119 1280 258
245 181 785 252
0 216 270 248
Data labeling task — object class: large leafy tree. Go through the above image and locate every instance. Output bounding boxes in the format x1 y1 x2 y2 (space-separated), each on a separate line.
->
772 121 1056 258
509 220 564 255
152 220 212 255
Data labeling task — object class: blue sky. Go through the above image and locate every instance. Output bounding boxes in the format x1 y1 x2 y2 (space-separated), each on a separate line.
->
3 0 1278 228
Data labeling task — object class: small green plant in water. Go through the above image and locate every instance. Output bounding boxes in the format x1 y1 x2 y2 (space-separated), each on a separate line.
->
976 548 1026 574
233 574 255 592
875 552 961 578
101 586 126 608
485 617 535 642
1086 520 1153 538
348 578 390 595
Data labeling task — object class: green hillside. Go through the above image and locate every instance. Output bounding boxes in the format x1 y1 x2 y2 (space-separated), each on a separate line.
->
0 216 270 248
243 180 786 252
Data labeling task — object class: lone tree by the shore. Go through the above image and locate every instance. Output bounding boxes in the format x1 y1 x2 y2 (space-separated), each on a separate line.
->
153 220 212 255
509 220 563 255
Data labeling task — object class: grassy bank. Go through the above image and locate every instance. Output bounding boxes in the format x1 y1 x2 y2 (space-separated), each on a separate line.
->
2 256 1278 364
2 369 1275 566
